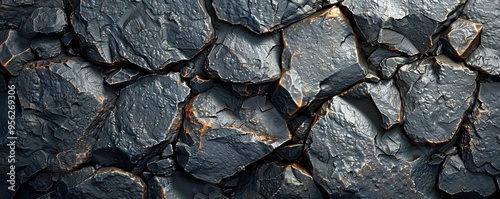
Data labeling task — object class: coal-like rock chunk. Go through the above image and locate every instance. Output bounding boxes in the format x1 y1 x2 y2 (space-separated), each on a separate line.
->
272 6 367 117
397 55 477 144
94 73 190 167
178 87 291 183
104 68 140 87
148 172 219 199
30 37 64 59
6 56 115 180
61 32 75 46
21 7 67 37
378 56 418 79
466 46 500 77
0 75 6 92
206 25 281 84
64 167 147 199
276 144 303 161
212 0 322 34
438 155 496 198
0 0 64 31
0 29 36 75
368 79 403 129
344 0 464 55
189 75 214 94
147 157 176 176
442 18 482 61
231 84 269 97
162 144 174 158
233 162 321 199
71 0 213 71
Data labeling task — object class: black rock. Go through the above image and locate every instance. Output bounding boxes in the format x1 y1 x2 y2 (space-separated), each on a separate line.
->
344 0 464 55
0 29 36 76
71 0 213 71
368 79 403 129
94 73 190 167
148 172 218 199
233 162 321 199
272 6 367 117
397 55 477 144
231 84 269 97
0 74 6 92
147 157 176 176
438 155 496 198
161 144 174 158
189 75 214 94
378 56 418 79
61 32 75 46
30 37 64 59
442 18 482 61
211 0 322 34
206 25 281 85
29 172 54 192
0 0 64 31
276 144 303 161
104 68 140 87
7 56 115 181
177 87 291 183
21 7 67 38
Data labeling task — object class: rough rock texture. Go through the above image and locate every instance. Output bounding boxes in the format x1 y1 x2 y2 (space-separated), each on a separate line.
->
206 25 281 84
211 0 322 34
397 55 477 144
148 172 219 199
21 7 67 38
233 162 322 199
104 68 140 87
442 18 482 61
272 6 366 117
70 0 213 71
177 87 291 183
0 29 36 75
30 36 63 59
0 0 64 31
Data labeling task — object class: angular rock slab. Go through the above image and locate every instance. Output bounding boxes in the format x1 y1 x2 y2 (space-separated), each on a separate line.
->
442 18 482 61
0 29 36 76
64 167 147 199
21 7 67 37
306 96 440 198
206 25 281 84
148 172 219 199
71 0 213 71
438 155 497 198
368 80 403 129
272 6 366 117
344 0 465 55
233 162 321 199
0 0 64 31
212 0 322 34
397 55 477 144
8 56 115 178
105 68 140 87
177 87 291 183
95 73 190 167
30 36 64 59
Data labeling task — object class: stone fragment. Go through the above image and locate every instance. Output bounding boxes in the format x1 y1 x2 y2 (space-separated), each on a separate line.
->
71 0 213 71
438 155 496 198
466 46 500 77
206 25 281 84
397 55 477 144
104 68 140 87
212 0 322 34
231 84 269 97
94 73 190 167
29 173 54 192
233 162 321 199
378 56 418 79
0 75 6 92
442 18 482 60
21 7 67 37
147 157 176 176
161 144 174 158
368 79 403 129
61 32 75 46
6 56 115 180
276 144 303 161
344 0 465 55
0 0 64 31
272 6 366 117
30 37 64 59
178 87 291 183
148 172 218 199
189 75 214 94
0 29 36 75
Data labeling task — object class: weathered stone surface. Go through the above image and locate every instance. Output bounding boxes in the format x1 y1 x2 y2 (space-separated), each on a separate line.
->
161 144 174 158
29 172 54 192
189 75 214 94
21 7 67 38
344 0 465 55
466 45 500 77
30 37 64 59
94 73 190 167
0 74 6 92
272 6 366 117
105 68 140 87
212 0 322 34
368 79 403 129
0 0 64 31
206 25 281 84
71 0 213 71
397 55 477 144
233 162 321 199
61 32 75 46
442 18 482 61
379 56 418 79
307 95 442 198
0 29 36 75
6 56 115 180
148 172 219 199
438 155 497 198
231 84 269 97
147 157 176 176
177 87 291 183
276 144 303 161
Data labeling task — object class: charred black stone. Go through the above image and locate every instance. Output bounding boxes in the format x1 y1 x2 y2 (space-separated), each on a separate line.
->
28 172 54 192
0 29 36 76
148 172 219 199
104 68 140 87
21 7 67 38
161 144 174 158
189 75 214 94
177 87 291 183
442 18 482 61
231 84 269 97
397 55 477 144
30 36 64 59
94 73 190 167
147 157 176 176
272 6 367 117
206 25 281 85
368 79 402 129
0 0 64 31
211 0 322 34
70 0 213 71
233 162 321 199
438 155 497 198
61 32 75 46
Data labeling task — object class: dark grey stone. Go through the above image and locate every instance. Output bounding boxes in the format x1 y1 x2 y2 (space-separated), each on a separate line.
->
147 157 176 176
231 84 269 97
189 75 214 94
30 37 64 59
148 172 218 199
21 7 67 37
276 144 303 161
442 18 482 61
0 0 64 31
368 79 403 129
0 29 36 76
105 68 140 87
